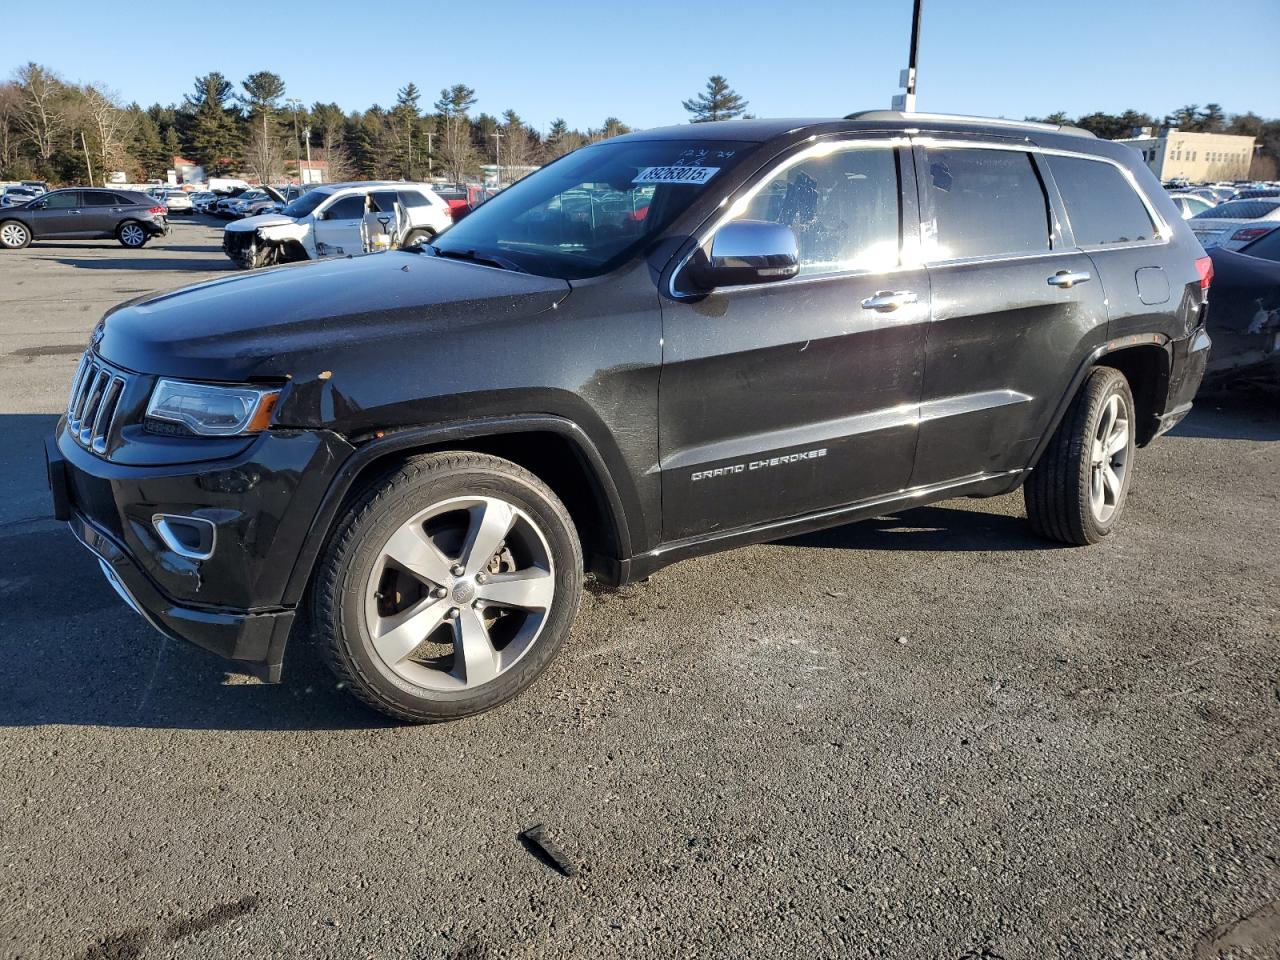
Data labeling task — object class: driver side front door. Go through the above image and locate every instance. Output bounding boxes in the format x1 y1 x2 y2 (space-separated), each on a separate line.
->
29 191 85 238
311 193 368 258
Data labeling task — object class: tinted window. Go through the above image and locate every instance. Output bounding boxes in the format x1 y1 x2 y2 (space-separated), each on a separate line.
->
370 191 400 213
922 148 1049 260
324 195 367 220
1197 200 1280 220
398 189 430 208
1047 155 1156 245
737 145 900 276
1241 227 1280 262
44 191 81 209
83 191 119 206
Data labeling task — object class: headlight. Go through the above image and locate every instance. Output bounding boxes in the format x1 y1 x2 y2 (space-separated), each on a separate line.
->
145 379 281 436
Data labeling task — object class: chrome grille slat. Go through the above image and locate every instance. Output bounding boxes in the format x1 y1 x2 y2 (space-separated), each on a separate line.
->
78 371 109 445
65 350 132 458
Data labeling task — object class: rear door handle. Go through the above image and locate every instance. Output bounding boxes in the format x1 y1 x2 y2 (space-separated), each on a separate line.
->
860 290 919 312
1047 271 1090 288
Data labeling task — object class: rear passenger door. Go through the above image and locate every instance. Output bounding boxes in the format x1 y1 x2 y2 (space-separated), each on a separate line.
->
1041 153 1175 343
82 190 125 236
909 142 1109 488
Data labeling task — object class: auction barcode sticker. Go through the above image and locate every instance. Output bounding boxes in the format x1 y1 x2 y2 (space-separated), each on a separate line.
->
632 166 720 185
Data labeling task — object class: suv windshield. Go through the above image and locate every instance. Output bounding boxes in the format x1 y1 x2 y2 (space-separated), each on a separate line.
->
280 190 330 219
431 138 756 279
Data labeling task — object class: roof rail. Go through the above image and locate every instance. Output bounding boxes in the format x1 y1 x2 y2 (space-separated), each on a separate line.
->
843 110 1096 139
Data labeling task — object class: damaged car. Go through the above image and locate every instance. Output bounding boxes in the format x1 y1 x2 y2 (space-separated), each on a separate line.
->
221 181 453 269
1204 227 1280 382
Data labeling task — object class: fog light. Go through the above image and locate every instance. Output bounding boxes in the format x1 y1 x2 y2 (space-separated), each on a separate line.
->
152 514 216 561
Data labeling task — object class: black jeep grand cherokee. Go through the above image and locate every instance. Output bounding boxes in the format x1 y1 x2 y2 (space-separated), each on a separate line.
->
48 113 1211 722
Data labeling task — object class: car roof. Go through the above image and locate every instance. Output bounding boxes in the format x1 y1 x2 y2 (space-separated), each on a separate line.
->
607 112 1098 146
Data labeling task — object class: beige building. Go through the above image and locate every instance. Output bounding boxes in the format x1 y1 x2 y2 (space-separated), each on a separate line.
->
1116 128 1256 182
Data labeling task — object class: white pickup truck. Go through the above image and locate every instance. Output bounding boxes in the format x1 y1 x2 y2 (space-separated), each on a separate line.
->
221 181 453 268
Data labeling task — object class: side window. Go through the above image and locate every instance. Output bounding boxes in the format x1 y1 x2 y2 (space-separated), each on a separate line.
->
398 190 430 208
323 194 367 220
83 191 118 206
369 191 399 213
44 191 82 209
921 147 1049 261
736 144 900 276
1046 155 1158 246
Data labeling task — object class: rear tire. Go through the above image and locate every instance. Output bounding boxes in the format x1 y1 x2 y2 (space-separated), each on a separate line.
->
117 221 148 249
402 228 434 248
1025 366 1137 545
0 220 31 249
312 452 584 723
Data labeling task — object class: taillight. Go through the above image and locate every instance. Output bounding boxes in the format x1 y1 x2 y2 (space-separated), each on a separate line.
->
1229 226 1273 243
1195 255 1213 293
148 205 166 215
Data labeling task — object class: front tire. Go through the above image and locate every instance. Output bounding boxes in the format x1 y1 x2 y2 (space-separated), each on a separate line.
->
0 220 31 249
117 221 148 248
1025 366 1136 545
401 228 434 248
312 452 584 722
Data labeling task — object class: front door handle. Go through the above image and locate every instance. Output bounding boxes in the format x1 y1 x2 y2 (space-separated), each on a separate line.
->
1047 270 1091 288
861 290 920 312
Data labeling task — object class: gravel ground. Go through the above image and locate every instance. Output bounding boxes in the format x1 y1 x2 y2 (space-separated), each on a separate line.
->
0 221 1276 960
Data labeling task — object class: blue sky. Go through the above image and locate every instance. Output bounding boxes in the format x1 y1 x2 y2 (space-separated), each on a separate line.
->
6 0 1278 133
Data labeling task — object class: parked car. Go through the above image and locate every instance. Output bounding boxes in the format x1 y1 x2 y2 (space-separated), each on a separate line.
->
229 185 312 219
0 186 40 208
19 180 48 195
221 181 452 268
0 188 167 249
48 112 1211 721
1203 228 1280 381
212 188 252 218
1168 192 1215 219
1232 188 1280 201
1189 198 1280 249
189 191 218 214
156 188 193 214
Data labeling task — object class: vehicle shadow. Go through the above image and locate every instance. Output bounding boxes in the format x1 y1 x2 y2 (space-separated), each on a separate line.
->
1176 385 1279 441
777 503 1064 553
54 257 233 272
0 522 394 731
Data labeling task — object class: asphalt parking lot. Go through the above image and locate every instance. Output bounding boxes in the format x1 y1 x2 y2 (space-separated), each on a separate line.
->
0 220 1277 959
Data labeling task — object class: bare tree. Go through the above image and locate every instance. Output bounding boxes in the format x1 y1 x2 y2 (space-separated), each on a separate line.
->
434 84 478 187
242 124 283 184
0 82 22 175
14 62 66 163
82 85 133 183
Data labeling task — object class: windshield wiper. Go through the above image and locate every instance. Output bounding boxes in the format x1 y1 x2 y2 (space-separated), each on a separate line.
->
427 245 527 273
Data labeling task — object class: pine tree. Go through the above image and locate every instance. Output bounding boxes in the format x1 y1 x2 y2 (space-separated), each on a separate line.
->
186 72 241 174
392 82 422 179
682 75 748 123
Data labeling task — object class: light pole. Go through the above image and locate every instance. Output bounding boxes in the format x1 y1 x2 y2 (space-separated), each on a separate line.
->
892 0 923 112
426 131 434 178
302 125 313 183
491 129 503 189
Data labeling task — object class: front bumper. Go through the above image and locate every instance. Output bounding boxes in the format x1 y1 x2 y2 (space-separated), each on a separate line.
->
47 422 354 680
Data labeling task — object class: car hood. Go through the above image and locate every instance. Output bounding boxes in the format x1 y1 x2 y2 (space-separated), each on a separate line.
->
226 212 295 231
96 250 573 383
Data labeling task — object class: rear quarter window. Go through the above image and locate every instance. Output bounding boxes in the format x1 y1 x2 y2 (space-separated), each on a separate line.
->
1047 155 1157 245
921 147 1050 261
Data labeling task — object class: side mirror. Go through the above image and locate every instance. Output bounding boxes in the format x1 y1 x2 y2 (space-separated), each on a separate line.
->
688 220 800 289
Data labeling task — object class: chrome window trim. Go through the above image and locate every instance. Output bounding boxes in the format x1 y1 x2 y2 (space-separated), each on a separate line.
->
667 136 914 299
911 136 1173 260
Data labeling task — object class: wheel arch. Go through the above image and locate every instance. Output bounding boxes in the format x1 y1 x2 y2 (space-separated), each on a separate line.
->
281 416 633 606
1026 334 1172 472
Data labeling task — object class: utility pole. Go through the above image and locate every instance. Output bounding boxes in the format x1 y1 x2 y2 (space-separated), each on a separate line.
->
303 125 312 183
426 131 434 177
491 130 503 189
285 98 302 183
892 0 923 112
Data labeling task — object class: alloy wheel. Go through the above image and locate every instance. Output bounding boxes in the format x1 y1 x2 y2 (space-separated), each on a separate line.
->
363 495 555 691
120 223 145 247
0 222 28 247
1089 393 1130 523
